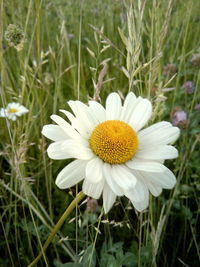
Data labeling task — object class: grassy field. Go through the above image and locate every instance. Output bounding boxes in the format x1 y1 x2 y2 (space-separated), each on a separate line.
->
0 0 200 266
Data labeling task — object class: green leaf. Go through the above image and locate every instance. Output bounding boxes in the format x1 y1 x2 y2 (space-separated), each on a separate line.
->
54 259 83 267
82 244 96 267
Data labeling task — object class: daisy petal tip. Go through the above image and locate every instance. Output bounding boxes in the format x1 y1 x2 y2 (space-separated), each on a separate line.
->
46 143 66 160
109 92 119 97
166 175 176 189
167 145 179 159
41 124 50 134
46 146 53 158
55 178 66 189
41 128 48 139
106 92 121 104
132 200 149 212
103 206 110 214
136 205 148 213
41 125 45 135
170 126 180 145
103 200 114 214
50 114 57 121
164 181 176 190
55 179 62 188
174 149 179 159
171 181 176 189
127 91 136 98
67 100 74 107
83 179 104 199
50 114 61 120
55 173 66 188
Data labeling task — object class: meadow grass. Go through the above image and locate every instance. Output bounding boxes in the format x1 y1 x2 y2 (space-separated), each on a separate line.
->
0 0 200 266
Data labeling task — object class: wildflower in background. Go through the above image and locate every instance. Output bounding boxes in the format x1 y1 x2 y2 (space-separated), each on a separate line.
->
120 12 127 23
0 102 28 121
91 8 100 16
191 53 200 67
182 81 195 94
44 72 54 85
155 95 168 103
2 42 6 49
67 33 75 40
163 63 177 77
42 92 180 213
4 24 25 51
86 198 98 213
195 103 200 112
172 107 187 128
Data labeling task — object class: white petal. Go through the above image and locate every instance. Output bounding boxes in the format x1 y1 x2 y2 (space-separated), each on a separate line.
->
136 145 178 160
103 163 123 196
126 172 149 211
111 165 137 190
105 92 122 120
55 160 86 189
68 100 97 134
61 139 94 160
103 182 116 213
42 124 68 141
140 167 176 189
82 178 104 199
124 178 147 203
131 197 149 212
139 172 162 196
60 109 89 138
47 141 71 159
88 101 106 123
138 121 180 145
8 102 18 108
47 139 93 160
146 181 162 197
126 158 166 172
16 106 28 114
0 108 6 117
85 157 103 183
59 109 76 124
51 114 80 140
120 92 137 122
129 98 152 131
11 115 17 121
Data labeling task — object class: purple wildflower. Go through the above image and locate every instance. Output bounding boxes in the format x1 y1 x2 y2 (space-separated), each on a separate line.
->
163 64 177 77
191 54 200 67
86 198 98 213
182 81 195 94
195 103 200 112
172 108 187 128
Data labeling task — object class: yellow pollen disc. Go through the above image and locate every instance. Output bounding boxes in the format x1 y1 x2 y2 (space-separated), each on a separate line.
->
89 120 138 164
8 108 17 113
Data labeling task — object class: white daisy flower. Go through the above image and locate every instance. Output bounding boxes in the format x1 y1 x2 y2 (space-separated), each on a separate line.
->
42 92 180 213
0 102 28 121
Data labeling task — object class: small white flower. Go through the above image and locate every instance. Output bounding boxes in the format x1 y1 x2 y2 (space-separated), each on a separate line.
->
0 102 28 121
42 92 180 213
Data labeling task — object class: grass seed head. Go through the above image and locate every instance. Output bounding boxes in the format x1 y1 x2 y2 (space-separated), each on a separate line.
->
4 24 25 51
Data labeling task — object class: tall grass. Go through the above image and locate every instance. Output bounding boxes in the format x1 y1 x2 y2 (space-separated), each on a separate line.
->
0 0 200 266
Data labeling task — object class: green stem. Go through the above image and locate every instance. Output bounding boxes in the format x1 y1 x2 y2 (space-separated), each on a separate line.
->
28 191 85 267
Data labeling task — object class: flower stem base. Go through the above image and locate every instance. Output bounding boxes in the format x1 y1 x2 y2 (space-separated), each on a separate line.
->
28 191 85 267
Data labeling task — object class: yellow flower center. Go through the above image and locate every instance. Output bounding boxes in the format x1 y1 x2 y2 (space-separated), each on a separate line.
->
89 120 138 164
8 108 17 113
